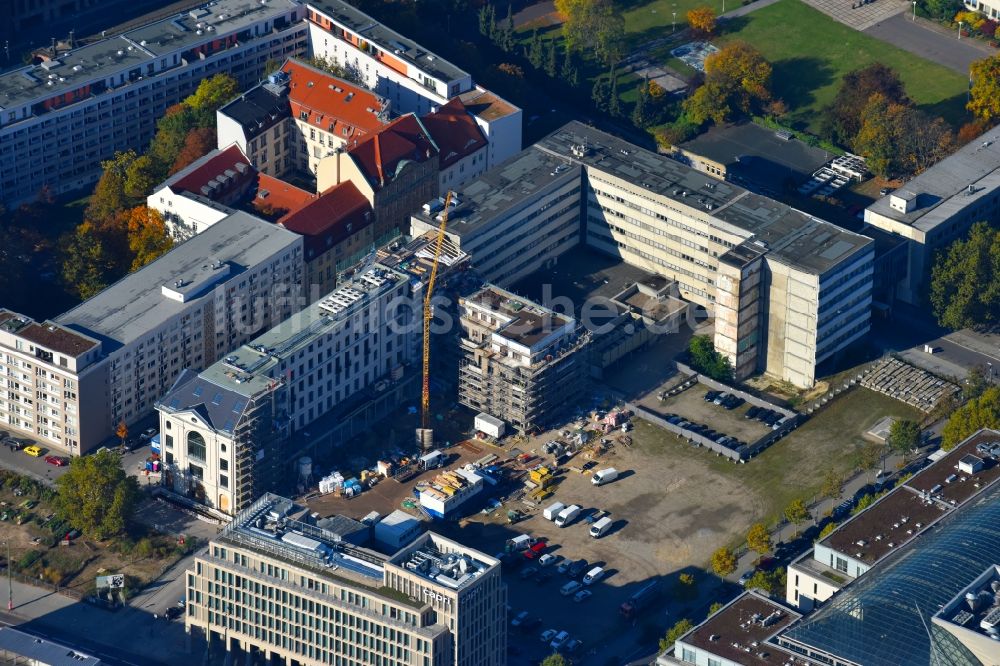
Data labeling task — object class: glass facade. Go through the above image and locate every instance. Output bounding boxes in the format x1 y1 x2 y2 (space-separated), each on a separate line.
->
780 486 1000 666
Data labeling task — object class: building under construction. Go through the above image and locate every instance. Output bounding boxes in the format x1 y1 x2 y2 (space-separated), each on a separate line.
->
458 285 590 434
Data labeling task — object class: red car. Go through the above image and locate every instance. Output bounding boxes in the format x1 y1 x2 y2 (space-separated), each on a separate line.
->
523 540 547 559
44 455 67 467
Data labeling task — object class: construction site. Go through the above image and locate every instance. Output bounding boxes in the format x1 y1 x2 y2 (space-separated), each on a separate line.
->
457 285 592 434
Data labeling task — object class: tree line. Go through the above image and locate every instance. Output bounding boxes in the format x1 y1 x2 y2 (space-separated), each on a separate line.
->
61 74 239 299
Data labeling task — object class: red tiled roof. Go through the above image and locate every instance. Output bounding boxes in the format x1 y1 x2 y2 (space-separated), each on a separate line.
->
170 145 256 199
283 59 388 142
251 174 314 219
347 114 438 190
278 181 373 257
421 98 487 169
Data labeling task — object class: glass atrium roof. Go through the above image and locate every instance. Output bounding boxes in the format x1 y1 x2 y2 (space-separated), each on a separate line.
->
780 486 1000 666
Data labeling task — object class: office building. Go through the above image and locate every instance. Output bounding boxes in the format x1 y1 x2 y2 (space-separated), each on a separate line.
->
305 0 521 161
35 211 303 454
157 264 413 513
864 124 1000 304
413 122 873 388
185 494 506 666
786 428 1000 613
458 285 590 433
216 59 389 178
0 0 308 206
656 591 802 666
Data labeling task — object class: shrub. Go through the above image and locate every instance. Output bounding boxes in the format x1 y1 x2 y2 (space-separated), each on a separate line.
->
17 550 42 570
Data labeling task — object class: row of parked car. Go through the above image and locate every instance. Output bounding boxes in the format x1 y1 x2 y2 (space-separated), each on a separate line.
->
705 390 744 410
745 405 787 428
663 413 749 452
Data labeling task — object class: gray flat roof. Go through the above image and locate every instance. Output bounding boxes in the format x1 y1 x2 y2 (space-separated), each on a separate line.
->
56 211 300 352
411 147 579 235
677 121 833 189
0 0 299 113
308 0 468 83
194 265 407 398
541 122 872 275
217 80 289 136
124 0 300 57
866 124 1000 232
0 627 101 666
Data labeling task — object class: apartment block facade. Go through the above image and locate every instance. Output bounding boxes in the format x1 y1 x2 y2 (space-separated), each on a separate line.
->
186 495 505 666
0 0 308 206
158 265 414 514
40 212 303 454
414 122 874 388
458 286 590 433
0 312 107 454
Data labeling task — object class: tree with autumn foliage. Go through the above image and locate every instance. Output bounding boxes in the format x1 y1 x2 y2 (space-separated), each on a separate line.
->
969 54 1000 124
170 127 218 175
684 41 772 126
686 6 717 35
123 206 173 270
853 93 953 178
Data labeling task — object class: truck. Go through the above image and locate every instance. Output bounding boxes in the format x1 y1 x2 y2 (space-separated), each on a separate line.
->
620 580 661 620
554 504 581 527
591 468 619 486
543 501 566 521
506 534 531 552
589 516 613 538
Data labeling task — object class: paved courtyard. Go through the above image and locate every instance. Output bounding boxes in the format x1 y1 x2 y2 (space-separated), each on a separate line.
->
802 0 909 30
865 13 992 73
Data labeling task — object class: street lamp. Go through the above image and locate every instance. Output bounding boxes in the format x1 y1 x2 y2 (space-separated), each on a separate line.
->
911 0 916 20
672 10 677 32
958 20 964 39
4 541 11 611
988 362 994 381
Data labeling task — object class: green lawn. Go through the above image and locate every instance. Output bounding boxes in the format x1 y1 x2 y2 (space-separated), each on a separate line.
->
715 0 970 132
623 0 727 43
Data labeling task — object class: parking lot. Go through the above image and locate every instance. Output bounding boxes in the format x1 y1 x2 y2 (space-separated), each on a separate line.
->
641 383 775 444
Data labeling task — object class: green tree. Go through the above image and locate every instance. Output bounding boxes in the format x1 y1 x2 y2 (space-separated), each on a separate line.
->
608 69 621 117
659 619 694 651
821 63 908 146
888 419 921 456
711 546 737 579
478 3 495 37
185 73 239 114
746 522 772 556
60 223 114 299
591 76 610 112
930 222 1000 330
54 450 139 540
818 522 837 539
820 468 844 500
852 492 876 515
942 386 1000 450
853 440 884 474
124 154 159 199
540 655 567 666
745 568 786 596
527 29 543 68
969 54 1000 124
545 40 558 78
632 79 651 128
708 601 725 615
687 335 734 381
87 150 140 223
556 0 625 66
675 572 697 600
783 499 810 527
965 365 989 401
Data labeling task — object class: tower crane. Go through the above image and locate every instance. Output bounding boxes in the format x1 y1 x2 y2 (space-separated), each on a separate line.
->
418 191 453 452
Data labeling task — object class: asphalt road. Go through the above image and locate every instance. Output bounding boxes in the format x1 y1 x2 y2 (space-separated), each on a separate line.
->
865 13 991 74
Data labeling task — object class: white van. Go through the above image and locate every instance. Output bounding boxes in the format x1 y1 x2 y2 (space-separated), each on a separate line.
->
554 504 581 527
589 516 613 538
583 566 604 585
591 468 619 486
543 501 565 521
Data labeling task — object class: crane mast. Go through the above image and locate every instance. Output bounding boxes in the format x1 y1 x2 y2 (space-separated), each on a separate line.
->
417 191 453 452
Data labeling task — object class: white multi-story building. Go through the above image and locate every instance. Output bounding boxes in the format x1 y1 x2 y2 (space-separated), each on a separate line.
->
157 264 414 513
413 122 874 388
0 0 308 206
39 211 304 454
186 495 506 666
864 124 1000 305
305 0 522 165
